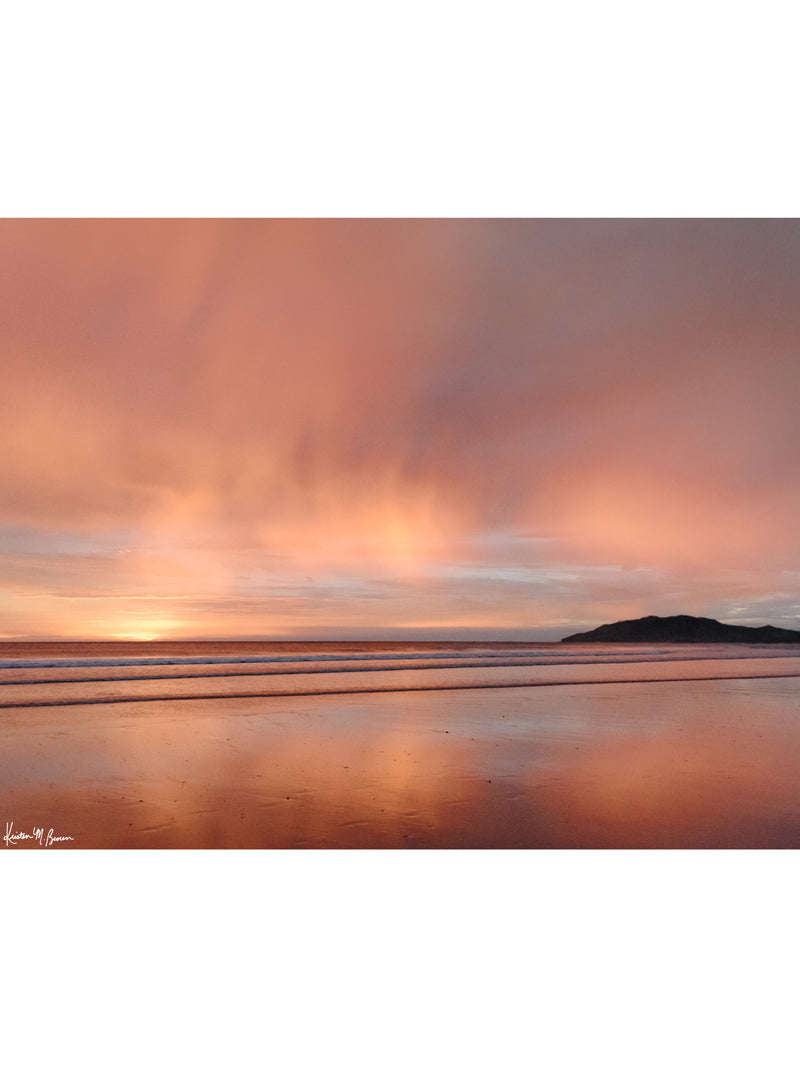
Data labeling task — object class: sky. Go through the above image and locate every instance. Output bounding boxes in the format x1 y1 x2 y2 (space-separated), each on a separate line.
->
2 217 800 641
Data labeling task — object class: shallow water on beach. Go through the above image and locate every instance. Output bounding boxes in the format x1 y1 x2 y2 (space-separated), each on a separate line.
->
2 641 800 848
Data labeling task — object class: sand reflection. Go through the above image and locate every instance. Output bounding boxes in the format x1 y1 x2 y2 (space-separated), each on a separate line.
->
2 678 800 848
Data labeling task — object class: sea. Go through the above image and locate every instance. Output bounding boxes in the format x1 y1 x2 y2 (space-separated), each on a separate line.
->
2 639 800 848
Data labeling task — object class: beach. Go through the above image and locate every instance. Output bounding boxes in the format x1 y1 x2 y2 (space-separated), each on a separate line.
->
3 642 800 849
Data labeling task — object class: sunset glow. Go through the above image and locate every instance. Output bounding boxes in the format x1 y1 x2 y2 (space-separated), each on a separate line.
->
2 218 800 639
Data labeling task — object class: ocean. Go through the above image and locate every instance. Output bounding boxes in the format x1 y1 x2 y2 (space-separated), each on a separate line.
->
2 640 800 848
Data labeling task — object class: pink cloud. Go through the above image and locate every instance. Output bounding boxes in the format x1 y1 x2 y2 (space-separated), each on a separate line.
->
1 219 799 637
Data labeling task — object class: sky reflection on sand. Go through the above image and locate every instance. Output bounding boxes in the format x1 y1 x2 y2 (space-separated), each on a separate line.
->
3 676 800 848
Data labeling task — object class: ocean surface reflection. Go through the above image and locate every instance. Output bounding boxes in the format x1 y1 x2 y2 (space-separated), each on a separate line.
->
3 674 800 847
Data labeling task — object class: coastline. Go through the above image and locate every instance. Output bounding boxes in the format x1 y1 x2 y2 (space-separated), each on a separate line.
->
2 645 800 848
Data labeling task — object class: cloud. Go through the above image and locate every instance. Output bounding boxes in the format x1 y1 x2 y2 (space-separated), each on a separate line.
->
1 219 799 636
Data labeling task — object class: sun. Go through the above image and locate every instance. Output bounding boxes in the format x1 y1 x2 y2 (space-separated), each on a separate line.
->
112 630 163 641
104 615 182 642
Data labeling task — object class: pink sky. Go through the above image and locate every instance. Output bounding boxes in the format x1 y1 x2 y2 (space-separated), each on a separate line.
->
2 218 799 640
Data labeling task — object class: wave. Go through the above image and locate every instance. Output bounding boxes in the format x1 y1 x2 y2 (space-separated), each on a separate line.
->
3 671 800 710
0 649 586 670
1 654 799 710
2 650 800 686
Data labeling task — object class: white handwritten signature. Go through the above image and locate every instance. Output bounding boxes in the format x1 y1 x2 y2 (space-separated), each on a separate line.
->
4 821 74 847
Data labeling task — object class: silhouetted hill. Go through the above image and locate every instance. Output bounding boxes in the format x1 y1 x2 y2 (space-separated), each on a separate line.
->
561 614 800 643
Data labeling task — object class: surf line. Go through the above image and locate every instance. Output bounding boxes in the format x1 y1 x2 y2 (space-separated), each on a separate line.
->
1 670 800 709
0 655 725 686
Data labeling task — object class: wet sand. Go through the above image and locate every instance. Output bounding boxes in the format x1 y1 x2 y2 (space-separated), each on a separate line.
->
3 674 800 848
